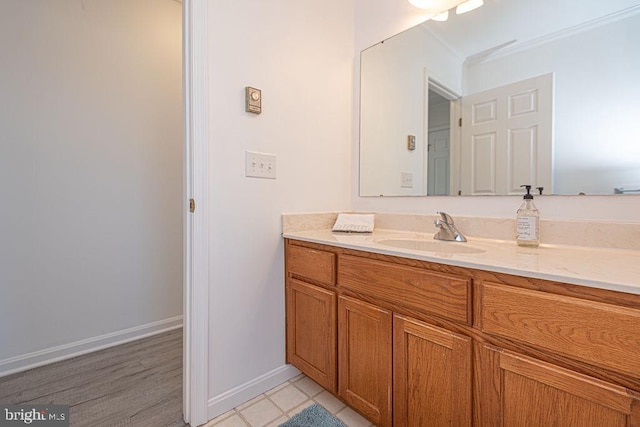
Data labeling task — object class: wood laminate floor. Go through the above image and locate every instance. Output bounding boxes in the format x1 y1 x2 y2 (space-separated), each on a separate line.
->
0 328 187 427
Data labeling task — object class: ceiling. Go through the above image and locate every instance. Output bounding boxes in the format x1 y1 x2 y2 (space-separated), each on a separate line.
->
421 0 640 59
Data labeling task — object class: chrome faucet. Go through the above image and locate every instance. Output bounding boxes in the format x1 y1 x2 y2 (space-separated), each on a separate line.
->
434 212 467 242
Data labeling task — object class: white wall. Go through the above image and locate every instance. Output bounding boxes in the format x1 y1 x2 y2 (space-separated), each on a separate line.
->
464 13 640 195
0 0 183 370
360 24 462 197
205 0 353 412
360 28 429 196
352 0 640 222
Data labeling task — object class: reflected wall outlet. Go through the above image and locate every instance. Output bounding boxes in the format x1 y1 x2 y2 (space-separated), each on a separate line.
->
245 151 276 179
401 172 413 188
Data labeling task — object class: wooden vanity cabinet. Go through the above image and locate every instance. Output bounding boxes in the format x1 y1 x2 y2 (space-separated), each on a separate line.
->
393 314 472 427
476 344 640 427
336 297 473 427
284 239 640 426
338 296 392 427
338 254 471 324
476 280 640 427
286 279 337 392
286 240 474 426
336 297 474 427
285 244 337 393
479 282 640 376
337 251 473 427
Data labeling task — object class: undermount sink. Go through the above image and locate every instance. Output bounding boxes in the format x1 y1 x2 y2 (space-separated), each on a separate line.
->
376 238 486 254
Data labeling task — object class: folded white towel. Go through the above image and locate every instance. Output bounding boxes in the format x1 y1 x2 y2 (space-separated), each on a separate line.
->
332 213 374 233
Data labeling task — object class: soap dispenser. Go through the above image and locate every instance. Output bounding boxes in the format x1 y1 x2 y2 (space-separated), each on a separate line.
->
516 185 540 247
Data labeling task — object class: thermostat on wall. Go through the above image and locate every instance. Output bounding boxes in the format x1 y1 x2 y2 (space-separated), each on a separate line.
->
245 87 262 114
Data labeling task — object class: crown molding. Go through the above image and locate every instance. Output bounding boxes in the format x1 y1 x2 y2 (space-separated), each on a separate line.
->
466 4 640 65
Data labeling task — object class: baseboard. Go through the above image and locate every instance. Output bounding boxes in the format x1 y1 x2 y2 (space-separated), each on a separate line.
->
0 316 183 378
207 364 301 421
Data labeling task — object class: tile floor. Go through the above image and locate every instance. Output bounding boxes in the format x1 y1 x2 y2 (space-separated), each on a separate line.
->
204 374 375 427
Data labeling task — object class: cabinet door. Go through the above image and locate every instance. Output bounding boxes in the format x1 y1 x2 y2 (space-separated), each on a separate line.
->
286 279 337 393
393 315 472 427
477 344 640 427
338 296 393 427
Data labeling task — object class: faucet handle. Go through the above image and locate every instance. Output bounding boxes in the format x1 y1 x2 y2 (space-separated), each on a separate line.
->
437 211 454 224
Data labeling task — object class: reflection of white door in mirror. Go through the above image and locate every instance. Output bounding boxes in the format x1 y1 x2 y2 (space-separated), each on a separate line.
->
460 73 553 196
428 128 451 195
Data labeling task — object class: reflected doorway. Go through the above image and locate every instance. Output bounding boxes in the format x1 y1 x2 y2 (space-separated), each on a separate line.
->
427 89 452 196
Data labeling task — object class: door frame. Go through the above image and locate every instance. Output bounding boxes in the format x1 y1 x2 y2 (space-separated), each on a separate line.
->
183 0 209 425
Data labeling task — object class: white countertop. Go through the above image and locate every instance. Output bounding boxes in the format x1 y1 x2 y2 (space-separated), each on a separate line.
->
283 229 640 296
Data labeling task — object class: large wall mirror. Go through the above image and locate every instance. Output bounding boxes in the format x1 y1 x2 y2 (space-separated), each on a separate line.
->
359 0 640 197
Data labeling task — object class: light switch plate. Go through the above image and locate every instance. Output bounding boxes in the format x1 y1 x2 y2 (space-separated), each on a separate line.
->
401 172 413 188
245 151 276 179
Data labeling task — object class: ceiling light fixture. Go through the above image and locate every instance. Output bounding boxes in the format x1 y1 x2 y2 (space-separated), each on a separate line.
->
407 0 483 20
407 0 436 8
432 10 449 21
456 0 484 14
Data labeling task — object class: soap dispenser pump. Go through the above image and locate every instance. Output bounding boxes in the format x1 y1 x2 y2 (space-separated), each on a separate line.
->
516 185 540 247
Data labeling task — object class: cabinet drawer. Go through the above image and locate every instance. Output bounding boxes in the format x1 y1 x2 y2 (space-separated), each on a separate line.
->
480 282 640 376
287 244 336 285
338 254 471 324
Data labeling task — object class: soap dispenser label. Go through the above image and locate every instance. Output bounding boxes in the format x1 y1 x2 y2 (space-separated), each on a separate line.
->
517 216 538 240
